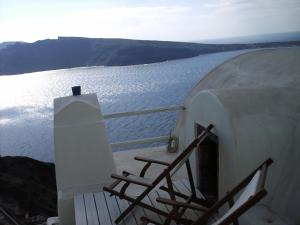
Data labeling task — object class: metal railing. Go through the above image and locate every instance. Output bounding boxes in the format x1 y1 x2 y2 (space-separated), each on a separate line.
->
0 206 21 225
103 105 185 148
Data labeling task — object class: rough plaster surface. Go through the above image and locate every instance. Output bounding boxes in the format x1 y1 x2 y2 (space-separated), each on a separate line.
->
54 94 116 225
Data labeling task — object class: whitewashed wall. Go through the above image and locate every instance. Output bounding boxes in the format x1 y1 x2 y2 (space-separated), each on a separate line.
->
54 94 116 225
173 48 300 224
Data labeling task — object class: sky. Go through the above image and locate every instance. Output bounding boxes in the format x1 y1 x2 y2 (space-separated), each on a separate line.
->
0 0 300 43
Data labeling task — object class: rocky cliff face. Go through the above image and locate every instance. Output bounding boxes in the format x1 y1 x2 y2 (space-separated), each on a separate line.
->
1 37 299 75
0 156 57 225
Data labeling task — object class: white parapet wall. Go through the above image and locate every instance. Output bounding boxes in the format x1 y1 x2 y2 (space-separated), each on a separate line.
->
54 93 116 225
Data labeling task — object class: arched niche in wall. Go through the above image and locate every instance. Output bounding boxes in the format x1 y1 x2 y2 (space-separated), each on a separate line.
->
195 123 219 205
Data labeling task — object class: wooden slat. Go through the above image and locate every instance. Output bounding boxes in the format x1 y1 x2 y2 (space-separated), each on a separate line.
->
141 195 164 224
156 198 208 211
74 194 88 225
132 204 150 225
172 181 200 220
84 193 100 225
181 179 205 199
147 191 168 222
134 156 170 166
155 188 188 225
111 174 154 187
167 183 188 220
147 190 179 225
104 192 126 225
174 180 203 217
173 180 190 196
115 197 138 225
94 192 112 225
155 189 173 213
75 179 206 225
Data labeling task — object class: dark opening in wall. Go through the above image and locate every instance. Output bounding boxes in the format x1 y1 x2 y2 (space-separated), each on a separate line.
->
195 123 219 204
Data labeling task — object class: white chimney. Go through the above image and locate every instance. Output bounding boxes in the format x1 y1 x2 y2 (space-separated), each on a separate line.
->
54 91 116 225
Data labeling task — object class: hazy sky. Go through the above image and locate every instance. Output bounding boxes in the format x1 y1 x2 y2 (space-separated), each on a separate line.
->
0 0 300 42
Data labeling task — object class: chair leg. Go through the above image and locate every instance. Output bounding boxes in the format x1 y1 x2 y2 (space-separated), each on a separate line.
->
228 195 239 225
185 160 197 198
166 172 176 200
164 208 178 225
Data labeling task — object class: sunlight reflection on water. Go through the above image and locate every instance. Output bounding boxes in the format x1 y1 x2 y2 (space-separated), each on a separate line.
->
0 50 250 162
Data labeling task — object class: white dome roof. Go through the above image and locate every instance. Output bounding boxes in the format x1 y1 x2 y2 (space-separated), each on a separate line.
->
189 47 300 93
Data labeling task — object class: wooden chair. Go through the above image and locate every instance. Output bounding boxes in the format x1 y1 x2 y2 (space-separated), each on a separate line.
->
103 124 214 224
140 158 273 225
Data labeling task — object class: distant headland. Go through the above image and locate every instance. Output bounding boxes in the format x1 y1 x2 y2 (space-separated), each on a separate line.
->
0 36 299 75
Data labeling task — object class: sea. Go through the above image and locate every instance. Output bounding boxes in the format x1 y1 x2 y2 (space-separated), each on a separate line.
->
0 49 251 162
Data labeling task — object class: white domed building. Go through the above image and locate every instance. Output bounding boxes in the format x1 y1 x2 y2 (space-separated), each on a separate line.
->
173 47 300 224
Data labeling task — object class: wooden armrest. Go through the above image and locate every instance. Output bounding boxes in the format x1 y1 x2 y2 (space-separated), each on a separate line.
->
111 173 154 188
134 156 170 166
122 170 134 176
156 197 208 211
160 186 189 199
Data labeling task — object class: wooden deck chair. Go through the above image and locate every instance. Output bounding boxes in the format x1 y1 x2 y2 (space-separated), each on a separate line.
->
140 158 273 225
103 124 214 224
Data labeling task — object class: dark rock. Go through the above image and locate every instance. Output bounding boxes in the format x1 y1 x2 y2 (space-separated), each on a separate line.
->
0 156 57 225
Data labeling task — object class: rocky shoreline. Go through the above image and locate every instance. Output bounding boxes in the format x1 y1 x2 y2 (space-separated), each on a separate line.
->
0 156 57 225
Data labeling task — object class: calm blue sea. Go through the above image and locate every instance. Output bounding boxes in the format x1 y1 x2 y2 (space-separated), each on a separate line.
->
0 50 250 162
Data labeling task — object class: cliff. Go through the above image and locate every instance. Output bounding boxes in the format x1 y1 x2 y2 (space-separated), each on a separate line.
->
0 37 299 75
0 156 56 225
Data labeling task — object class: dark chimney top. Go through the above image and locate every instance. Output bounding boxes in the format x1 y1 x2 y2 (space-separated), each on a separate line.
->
72 86 81 96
